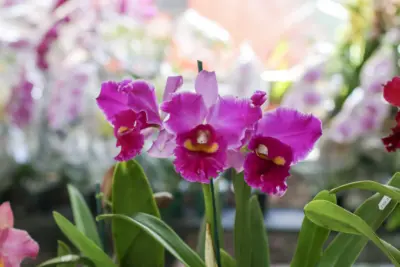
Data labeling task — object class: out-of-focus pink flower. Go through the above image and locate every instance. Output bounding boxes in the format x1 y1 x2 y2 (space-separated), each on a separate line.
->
117 0 157 21
35 16 71 70
5 71 34 128
0 202 39 267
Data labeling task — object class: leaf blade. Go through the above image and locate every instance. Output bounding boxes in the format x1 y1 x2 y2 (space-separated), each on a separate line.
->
98 213 205 267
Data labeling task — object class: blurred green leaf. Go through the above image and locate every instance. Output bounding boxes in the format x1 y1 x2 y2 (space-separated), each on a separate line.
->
112 160 164 267
386 206 400 231
98 213 205 267
38 255 95 267
67 185 102 248
57 241 73 267
319 173 400 266
221 249 236 267
305 200 399 266
53 212 116 267
330 180 400 202
233 171 252 267
249 195 270 267
290 190 336 267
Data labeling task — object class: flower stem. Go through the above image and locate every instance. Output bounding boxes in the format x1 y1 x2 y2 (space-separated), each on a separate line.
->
202 181 222 267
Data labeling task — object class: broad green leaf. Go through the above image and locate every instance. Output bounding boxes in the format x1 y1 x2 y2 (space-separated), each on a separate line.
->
319 173 400 267
330 180 400 202
112 160 163 267
98 213 205 267
38 255 95 267
233 171 252 267
386 206 400 231
57 241 73 267
67 184 102 248
290 190 336 267
53 212 116 267
304 200 399 266
382 239 400 263
221 249 236 267
205 223 217 267
249 195 270 267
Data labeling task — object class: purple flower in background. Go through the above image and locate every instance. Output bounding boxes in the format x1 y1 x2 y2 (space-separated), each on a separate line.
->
5 72 34 128
52 0 70 12
117 0 157 21
36 16 71 70
161 71 262 183
243 108 322 196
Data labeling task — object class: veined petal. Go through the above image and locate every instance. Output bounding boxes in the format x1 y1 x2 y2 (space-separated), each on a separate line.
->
0 202 13 229
173 141 227 183
0 228 39 267
125 80 162 125
207 96 262 148
163 76 183 102
113 110 146 161
244 153 289 196
256 108 322 162
161 92 207 135
96 81 129 122
147 129 176 158
195 70 218 108
383 76 400 107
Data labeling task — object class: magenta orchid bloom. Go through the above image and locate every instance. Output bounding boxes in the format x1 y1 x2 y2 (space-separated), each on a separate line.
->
96 77 182 161
0 202 39 267
243 108 322 196
161 71 263 183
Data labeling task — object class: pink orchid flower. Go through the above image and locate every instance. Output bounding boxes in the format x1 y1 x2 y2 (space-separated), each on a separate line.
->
0 202 39 267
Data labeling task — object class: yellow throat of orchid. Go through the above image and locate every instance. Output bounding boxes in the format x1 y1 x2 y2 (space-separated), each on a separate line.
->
184 130 219 153
256 144 286 166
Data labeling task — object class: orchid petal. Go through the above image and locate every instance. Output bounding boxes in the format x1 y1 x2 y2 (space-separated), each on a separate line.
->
163 76 183 102
383 76 400 107
0 228 39 267
96 81 128 122
256 108 322 162
147 129 176 158
125 80 161 125
195 70 218 108
226 149 245 173
0 202 13 229
161 92 207 135
207 96 262 148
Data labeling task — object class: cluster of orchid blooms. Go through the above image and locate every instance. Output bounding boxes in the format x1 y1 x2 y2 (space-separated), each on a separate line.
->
2 70 400 266
96 69 323 196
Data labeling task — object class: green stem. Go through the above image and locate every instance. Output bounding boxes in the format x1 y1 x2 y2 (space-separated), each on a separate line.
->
95 184 107 253
202 182 222 267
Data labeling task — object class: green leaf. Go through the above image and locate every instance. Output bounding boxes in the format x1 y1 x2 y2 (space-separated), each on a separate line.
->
386 206 400 231
330 180 400 202
304 200 400 266
290 190 336 267
319 173 400 267
98 213 205 267
221 249 236 267
233 171 252 267
249 195 270 267
38 255 95 267
53 212 116 267
205 223 217 267
112 160 163 267
57 241 73 267
67 184 102 248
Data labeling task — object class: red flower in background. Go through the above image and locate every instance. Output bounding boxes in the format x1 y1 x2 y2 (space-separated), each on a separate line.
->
382 77 400 152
